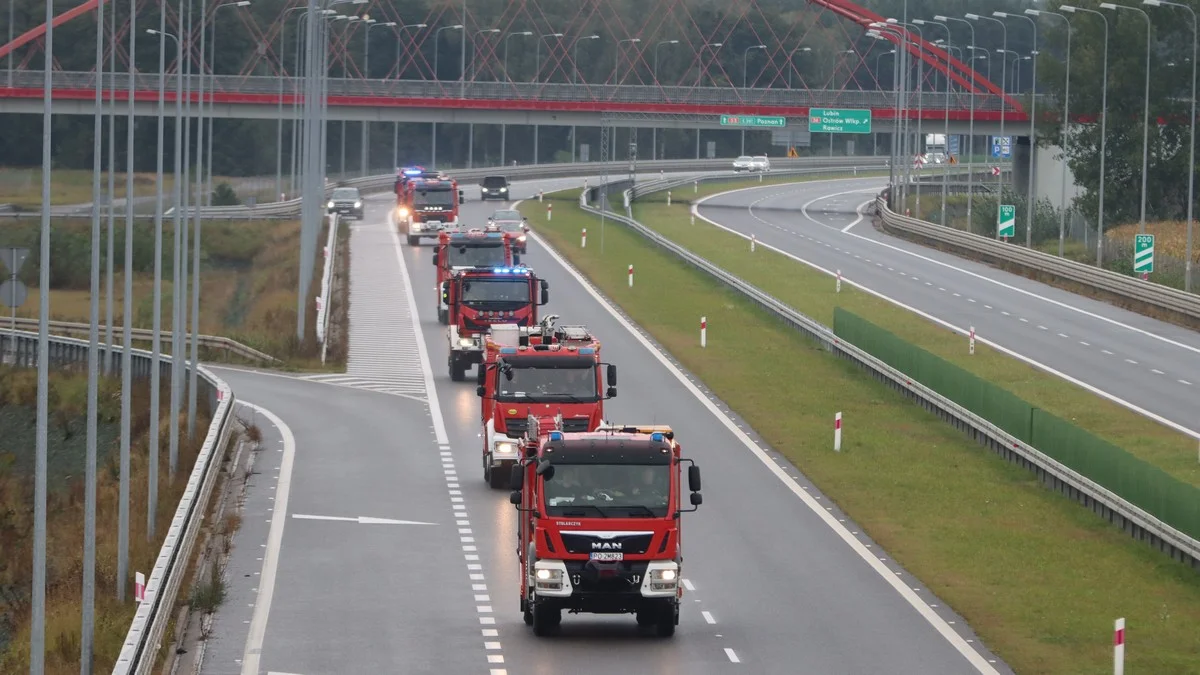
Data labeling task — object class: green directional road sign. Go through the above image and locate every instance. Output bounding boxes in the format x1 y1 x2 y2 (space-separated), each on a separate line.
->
808 108 872 134
720 115 787 128
998 204 1016 238
1134 233 1155 274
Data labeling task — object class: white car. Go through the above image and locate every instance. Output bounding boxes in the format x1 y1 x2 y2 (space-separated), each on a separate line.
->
751 155 771 172
732 155 770 173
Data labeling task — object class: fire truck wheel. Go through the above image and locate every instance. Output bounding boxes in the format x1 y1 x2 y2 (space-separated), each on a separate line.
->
655 605 678 637
521 597 533 625
488 462 508 489
407 235 420 246
531 602 560 636
437 307 448 325
449 356 466 381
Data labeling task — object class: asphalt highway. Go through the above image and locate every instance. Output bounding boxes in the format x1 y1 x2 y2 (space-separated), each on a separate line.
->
695 177 1200 439
197 174 1012 674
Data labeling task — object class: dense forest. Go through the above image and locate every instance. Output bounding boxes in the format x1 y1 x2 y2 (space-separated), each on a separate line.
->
5 0 1196 225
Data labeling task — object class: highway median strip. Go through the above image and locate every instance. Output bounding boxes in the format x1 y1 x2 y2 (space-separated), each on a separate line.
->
520 189 1200 675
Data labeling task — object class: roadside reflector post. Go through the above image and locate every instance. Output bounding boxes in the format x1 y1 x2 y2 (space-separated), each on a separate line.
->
690 214 695 225
758 172 763 183
969 326 976 355
135 572 145 603
834 412 842 452
836 270 842 293
751 234 756 252
538 190 544 202
1113 618 1125 675
628 264 634 288
693 179 698 193
547 203 552 221
700 316 707 348
667 191 672 206
660 169 664 180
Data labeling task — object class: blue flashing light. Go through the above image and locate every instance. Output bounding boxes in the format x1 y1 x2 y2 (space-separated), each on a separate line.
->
499 347 518 354
548 431 564 442
403 168 423 176
578 347 595 355
486 232 503 238
650 432 664 442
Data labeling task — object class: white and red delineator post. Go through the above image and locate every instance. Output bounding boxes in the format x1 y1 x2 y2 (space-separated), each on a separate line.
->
135 571 146 603
751 234 756 252
836 269 842 293
628 265 634 288
834 412 843 452
1113 618 1125 675
581 228 587 248
667 191 672 206
547 203 553 221
693 179 698 193
700 316 707 348
538 189 544 202
969 326 976 355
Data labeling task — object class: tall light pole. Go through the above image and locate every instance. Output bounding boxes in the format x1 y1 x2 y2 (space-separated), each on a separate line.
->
967 13 1007 237
205 1 250 206
471 28 500 82
615 37 641 84
393 22 427 167
941 13 978 225
996 10 1039 247
787 45 811 89
536 32 564 81
1026 8 1072 256
1145 0 1196 290
915 17 952 227
652 39 679 159
885 21 923 213
1101 2 1151 238
434 24 464 80
278 4 310 199
869 23 908 208
571 34 600 163
363 19 396 174
117 0 138 602
742 44 766 155
1060 5 1110 267
504 31 532 82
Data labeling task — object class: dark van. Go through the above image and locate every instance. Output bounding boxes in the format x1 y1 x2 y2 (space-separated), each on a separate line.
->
480 175 509 201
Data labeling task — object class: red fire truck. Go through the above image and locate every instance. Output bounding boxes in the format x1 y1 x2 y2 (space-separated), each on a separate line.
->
507 419 703 637
394 168 465 246
432 229 517 324
442 265 549 381
475 317 616 488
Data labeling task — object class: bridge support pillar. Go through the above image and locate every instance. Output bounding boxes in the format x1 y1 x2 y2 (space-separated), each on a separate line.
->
500 124 506 166
534 125 539 164
431 122 437 168
1013 136 1034 199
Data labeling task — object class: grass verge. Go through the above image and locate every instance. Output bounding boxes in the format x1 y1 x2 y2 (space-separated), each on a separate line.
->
603 187 1200 491
518 192 1200 675
0 366 211 673
2 217 348 369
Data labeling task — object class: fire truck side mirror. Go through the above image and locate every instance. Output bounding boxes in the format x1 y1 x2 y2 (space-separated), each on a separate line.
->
509 490 522 505
606 386 617 399
539 279 550 306
477 366 487 385
459 189 465 202
510 465 524 490
606 364 617 386
476 385 485 397
535 459 555 480
431 250 438 266
689 492 703 506
688 465 702 492
441 282 450 304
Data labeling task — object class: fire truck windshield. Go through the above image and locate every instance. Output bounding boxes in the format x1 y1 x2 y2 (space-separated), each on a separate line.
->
543 464 670 517
460 278 530 306
496 362 597 401
448 242 506 268
415 188 455 207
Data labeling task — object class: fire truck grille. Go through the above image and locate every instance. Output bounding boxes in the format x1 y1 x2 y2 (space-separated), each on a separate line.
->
559 532 654 555
563 560 651 594
505 417 590 437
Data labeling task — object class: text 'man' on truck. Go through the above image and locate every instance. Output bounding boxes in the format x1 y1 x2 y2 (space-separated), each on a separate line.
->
509 421 703 637
432 229 516 324
476 318 616 488
443 266 549 381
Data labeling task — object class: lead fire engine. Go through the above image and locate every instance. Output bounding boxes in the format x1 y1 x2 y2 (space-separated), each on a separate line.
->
508 419 703 637
432 229 517 324
476 317 616 488
394 168 464 245
442 265 549 381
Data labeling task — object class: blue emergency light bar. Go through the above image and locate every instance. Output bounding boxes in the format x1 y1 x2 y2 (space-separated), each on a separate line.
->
492 267 530 275
577 347 595 355
402 168 423 176
650 432 664 442
548 431 564 441
499 347 518 354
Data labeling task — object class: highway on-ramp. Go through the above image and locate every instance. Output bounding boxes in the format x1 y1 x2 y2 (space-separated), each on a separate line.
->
196 175 1011 674
694 177 1200 439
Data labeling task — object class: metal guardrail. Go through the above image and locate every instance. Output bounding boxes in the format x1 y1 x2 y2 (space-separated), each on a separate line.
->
5 70 1030 114
2 317 277 363
873 196 1200 321
572 175 1200 570
316 213 339 361
0 328 239 673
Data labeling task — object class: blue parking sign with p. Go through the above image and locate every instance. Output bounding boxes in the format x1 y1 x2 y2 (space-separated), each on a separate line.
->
991 136 1012 158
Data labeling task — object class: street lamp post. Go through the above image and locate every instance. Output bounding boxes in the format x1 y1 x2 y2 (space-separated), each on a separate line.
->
572 34 600 162
206 1 250 206
787 46 812 89
1027 8 1072 257
393 22 427 167
278 5 309 198
434 24 464 81
471 28 500 82
741 44 766 155
967 13 1007 237
940 14 978 225
465 27 497 168
1060 5 1110 266
615 37 641 85
869 23 909 208
996 10 1039 248
1100 2 1151 237
652 39 679 159
915 18 952 227
1144 0 1197 291
535 32 564 83
362 19 396 175
886 21 923 213
504 31 532 82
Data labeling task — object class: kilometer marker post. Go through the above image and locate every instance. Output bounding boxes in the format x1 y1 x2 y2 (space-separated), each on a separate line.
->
836 270 842 293
1113 618 1125 675
751 234 756 252
667 191 672 206
834 412 842 452
547 203 552 221
969 326 975 355
700 316 707 348
581 228 587 248
628 264 634 287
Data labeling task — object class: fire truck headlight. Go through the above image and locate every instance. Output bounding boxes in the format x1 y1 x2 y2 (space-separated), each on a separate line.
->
326 200 334 209
458 337 475 348
517 235 527 242
657 569 677 582
535 569 554 581
643 561 680 595
533 563 567 593
500 187 507 192
493 441 519 458
354 200 362 208
398 207 409 217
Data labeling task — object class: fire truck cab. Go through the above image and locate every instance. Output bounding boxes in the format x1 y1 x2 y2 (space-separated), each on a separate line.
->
508 420 703 637
476 317 616 488
443 265 549 381
432 229 517 324
394 168 465 246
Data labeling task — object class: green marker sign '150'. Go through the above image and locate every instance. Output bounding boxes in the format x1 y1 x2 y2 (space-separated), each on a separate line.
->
808 108 872 134
719 115 787 128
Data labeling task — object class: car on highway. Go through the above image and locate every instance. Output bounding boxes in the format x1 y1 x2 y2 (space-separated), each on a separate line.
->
486 209 529 253
480 175 510 201
732 155 770 173
326 186 363 220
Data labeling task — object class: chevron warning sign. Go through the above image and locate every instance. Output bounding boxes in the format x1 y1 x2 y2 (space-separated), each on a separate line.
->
1134 234 1155 274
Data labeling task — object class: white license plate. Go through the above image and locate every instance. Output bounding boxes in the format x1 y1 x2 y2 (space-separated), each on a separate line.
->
589 552 623 561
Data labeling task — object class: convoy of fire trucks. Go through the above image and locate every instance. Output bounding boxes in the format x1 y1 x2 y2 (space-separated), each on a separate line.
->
402 165 704 638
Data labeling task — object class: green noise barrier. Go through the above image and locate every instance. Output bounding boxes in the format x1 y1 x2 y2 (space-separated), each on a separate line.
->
833 307 1200 541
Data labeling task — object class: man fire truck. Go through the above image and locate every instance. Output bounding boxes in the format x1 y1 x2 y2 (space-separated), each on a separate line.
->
507 419 703 637
475 316 616 488
394 168 465 246
432 229 517 324
442 265 549 381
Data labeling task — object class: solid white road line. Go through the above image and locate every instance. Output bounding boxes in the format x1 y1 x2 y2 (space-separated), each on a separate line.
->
240 402 297 675
689 196 1200 442
527 229 1002 674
